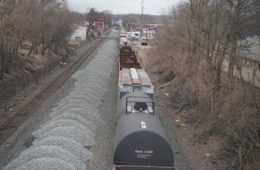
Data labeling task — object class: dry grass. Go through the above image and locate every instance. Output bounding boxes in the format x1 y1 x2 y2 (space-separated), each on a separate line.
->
144 41 260 169
219 129 260 170
138 3 260 166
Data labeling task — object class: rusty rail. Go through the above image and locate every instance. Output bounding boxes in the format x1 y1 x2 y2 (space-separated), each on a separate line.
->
0 37 107 145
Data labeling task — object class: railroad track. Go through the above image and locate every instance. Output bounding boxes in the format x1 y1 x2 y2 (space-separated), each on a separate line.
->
0 37 107 145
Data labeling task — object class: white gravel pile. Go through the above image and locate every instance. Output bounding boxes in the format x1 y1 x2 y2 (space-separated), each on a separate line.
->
32 137 93 161
4 39 118 170
4 146 86 170
34 119 95 137
50 106 100 123
13 158 76 170
47 113 97 130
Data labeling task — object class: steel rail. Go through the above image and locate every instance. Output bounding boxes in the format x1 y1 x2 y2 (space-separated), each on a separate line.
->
0 36 107 145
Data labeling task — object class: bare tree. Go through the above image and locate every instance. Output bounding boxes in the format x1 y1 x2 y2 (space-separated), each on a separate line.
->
85 8 99 39
84 8 112 39
226 0 258 85
0 0 76 79
0 0 19 79
154 0 260 168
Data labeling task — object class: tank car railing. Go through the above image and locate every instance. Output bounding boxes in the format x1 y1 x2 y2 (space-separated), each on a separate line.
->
113 165 175 170
125 96 155 115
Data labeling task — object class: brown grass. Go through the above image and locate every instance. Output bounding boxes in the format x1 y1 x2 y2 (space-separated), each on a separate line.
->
139 41 260 169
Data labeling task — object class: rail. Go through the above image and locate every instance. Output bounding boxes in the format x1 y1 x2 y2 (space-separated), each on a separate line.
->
0 35 108 145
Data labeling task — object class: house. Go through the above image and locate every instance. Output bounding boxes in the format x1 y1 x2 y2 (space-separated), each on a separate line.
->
69 21 89 43
94 21 105 35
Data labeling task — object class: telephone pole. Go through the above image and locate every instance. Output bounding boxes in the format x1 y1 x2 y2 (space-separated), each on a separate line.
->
141 0 144 16
141 0 144 36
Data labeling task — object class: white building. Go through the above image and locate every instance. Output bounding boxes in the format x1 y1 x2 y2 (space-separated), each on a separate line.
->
69 21 89 43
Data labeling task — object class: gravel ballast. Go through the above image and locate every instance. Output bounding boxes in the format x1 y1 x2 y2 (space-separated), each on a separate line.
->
4 31 119 170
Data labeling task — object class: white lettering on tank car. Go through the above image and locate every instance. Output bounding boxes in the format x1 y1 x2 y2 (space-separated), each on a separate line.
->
141 121 147 129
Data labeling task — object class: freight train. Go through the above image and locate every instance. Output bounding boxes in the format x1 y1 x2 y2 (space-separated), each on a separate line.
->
113 38 175 170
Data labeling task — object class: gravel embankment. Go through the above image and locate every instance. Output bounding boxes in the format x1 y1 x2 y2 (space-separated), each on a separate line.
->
3 31 119 170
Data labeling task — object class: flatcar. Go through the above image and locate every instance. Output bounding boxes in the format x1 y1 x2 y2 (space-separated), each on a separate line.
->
118 68 153 99
113 92 175 170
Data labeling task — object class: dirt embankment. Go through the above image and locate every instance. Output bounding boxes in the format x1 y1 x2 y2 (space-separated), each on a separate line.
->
135 45 252 170
0 48 74 123
136 47 214 170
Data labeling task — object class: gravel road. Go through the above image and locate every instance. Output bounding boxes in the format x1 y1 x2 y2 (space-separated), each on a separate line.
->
0 30 119 170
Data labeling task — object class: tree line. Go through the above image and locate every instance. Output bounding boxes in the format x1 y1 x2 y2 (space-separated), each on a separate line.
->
84 8 112 39
155 0 259 168
0 0 76 79
0 2 113 79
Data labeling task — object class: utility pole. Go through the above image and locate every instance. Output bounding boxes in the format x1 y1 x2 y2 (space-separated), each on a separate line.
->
141 0 144 36
141 0 144 16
